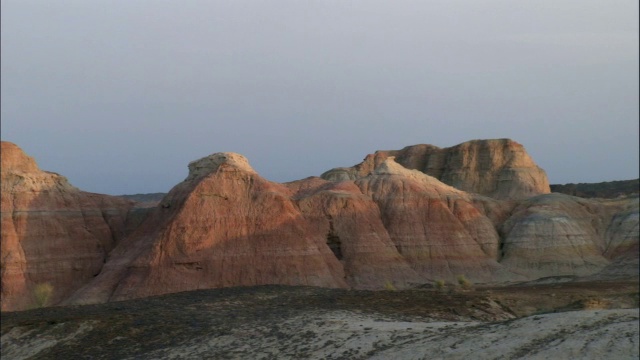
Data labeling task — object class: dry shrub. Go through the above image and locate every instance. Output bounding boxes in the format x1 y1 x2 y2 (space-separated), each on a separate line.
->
456 275 472 290
33 283 54 308
384 281 397 291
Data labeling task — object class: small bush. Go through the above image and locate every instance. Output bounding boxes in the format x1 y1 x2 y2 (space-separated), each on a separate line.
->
33 283 54 308
456 275 472 289
434 280 446 290
384 281 396 291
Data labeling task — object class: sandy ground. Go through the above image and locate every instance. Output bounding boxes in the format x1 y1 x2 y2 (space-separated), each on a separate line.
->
2 281 638 359
136 309 639 360
3 309 638 360
2 321 97 360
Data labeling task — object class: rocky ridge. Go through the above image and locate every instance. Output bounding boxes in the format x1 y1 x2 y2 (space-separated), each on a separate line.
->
321 139 551 199
1 139 637 310
551 179 639 198
65 152 348 305
0 142 134 311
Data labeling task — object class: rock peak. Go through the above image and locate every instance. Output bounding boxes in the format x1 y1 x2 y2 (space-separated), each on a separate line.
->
186 152 255 180
371 156 464 195
372 156 426 177
1 141 133 311
1 141 40 173
322 138 549 199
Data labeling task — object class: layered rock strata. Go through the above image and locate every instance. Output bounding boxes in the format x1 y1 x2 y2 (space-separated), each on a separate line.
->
321 139 550 199
351 159 519 282
64 152 639 304
66 153 349 305
69 154 527 305
500 194 639 279
500 194 611 278
285 177 424 290
0 142 133 311
2 140 637 310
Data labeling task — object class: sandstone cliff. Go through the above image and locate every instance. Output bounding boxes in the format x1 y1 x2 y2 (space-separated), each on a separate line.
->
2 140 637 310
285 176 425 290
67 150 638 305
67 155 528 305
0 142 133 311
351 158 521 283
66 153 349 305
321 139 550 200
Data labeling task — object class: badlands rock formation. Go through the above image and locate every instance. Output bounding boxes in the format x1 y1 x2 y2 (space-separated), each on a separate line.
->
351 159 518 283
68 152 534 305
0 142 133 311
501 194 616 278
66 153 349 305
1 139 637 309
321 139 550 199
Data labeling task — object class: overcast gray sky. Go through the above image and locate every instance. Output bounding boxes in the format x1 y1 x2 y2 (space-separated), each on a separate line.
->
2 0 638 195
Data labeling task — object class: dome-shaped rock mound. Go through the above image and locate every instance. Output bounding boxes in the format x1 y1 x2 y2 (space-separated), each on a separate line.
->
355 157 523 283
186 152 256 181
4 140 636 309
0 141 133 311
1 142 40 173
66 151 350 305
321 139 550 200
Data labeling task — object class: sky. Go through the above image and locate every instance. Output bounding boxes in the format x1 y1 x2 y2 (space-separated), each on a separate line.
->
1 0 638 195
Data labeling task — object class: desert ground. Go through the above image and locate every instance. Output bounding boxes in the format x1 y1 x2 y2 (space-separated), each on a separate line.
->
2 278 638 360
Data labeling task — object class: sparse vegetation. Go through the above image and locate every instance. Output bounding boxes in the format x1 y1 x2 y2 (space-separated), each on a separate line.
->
384 281 396 291
33 282 54 308
457 275 472 290
2 281 637 359
434 280 446 290
550 179 639 198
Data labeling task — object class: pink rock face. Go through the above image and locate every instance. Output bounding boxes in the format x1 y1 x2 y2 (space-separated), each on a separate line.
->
67 154 349 305
321 139 550 199
67 152 637 306
352 159 520 283
0 142 133 311
3 141 637 309
287 178 425 289
0 142 40 173
68 156 527 305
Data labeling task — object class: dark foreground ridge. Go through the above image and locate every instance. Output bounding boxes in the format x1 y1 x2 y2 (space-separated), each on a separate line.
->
2 279 638 359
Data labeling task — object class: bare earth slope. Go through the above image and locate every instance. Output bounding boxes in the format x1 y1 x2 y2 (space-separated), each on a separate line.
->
64 153 349 305
2 281 638 360
66 152 637 305
0 142 134 311
500 193 638 278
2 140 638 310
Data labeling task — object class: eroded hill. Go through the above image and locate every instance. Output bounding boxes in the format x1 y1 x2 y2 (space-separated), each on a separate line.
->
1 140 638 311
